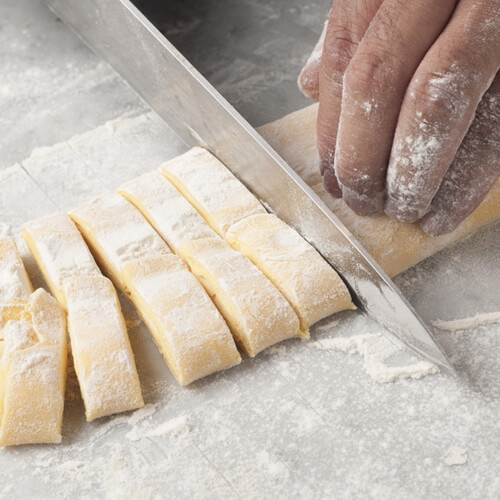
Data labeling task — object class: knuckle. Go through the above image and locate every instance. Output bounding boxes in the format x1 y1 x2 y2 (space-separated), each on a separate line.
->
324 26 360 70
411 67 475 125
344 49 399 97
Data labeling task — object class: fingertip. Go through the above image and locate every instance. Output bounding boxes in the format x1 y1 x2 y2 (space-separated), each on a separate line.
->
322 168 342 197
342 187 384 215
385 197 427 223
419 212 458 236
298 64 320 100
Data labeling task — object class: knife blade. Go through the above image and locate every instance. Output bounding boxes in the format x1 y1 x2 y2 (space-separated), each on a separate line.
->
44 0 456 376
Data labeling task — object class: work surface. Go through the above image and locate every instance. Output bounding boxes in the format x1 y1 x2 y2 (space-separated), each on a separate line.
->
1 1 499 498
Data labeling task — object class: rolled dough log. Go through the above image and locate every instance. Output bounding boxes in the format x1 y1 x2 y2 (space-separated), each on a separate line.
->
178 237 302 356
70 196 241 385
118 171 213 250
226 214 355 332
119 172 304 353
64 276 144 420
70 195 171 294
258 104 500 277
157 149 357 336
121 254 241 385
0 289 67 446
23 213 144 420
161 147 267 237
22 214 101 309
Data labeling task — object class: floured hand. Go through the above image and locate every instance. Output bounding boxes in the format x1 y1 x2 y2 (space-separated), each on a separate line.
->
298 0 500 235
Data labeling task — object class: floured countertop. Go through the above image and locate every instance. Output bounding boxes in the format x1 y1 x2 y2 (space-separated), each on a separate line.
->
1 1 500 498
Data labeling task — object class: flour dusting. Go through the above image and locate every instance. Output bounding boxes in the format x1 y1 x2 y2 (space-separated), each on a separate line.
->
0 223 11 238
444 446 468 466
433 312 500 331
126 416 189 442
313 332 438 383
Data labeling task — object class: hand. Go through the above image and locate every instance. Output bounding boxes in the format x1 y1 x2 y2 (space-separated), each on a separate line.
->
298 0 500 236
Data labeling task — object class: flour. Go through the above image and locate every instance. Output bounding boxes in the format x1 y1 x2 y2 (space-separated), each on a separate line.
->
127 404 157 426
118 170 215 252
126 416 189 441
0 238 32 302
297 17 328 99
70 194 172 274
161 147 267 237
313 331 438 383
23 214 101 300
433 312 500 331
421 91 500 236
444 446 468 466
0 223 11 238
2 0 498 495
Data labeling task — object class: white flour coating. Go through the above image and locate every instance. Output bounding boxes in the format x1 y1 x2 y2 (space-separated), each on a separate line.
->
0 290 66 444
0 248 32 303
422 92 500 234
118 170 214 251
387 64 481 219
124 254 239 384
179 237 301 354
387 133 443 218
226 213 354 329
23 214 101 300
0 223 11 238
70 194 171 274
127 404 158 425
297 17 328 99
361 100 374 116
162 147 266 236
126 416 189 441
313 332 438 383
2 320 38 355
444 446 468 466
433 311 500 331
63 276 143 419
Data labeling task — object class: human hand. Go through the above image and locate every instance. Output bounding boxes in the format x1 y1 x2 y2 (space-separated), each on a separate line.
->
298 0 500 236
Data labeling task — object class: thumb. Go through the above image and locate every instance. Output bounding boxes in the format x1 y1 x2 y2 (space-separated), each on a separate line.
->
298 16 329 101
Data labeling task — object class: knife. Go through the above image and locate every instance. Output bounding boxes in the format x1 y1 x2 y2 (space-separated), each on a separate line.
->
44 0 456 376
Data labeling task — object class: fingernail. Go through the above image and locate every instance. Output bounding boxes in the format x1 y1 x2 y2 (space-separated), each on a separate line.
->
342 187 384 215
323 168 342 197
385 198 426 223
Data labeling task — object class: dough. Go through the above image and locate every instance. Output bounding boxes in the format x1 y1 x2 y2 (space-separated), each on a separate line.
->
0 238 32 303
23 213 144 419
70 195 171 294
226 213 356 332
118 172 304 354
178 237 302 356
64 275 144 420
118 171 213 250
0 238 33 360
157 148 354 334
161 147 267 237
0 289 67 446
22 213 101 308
258 103 500 277
70 196 240 385
121 254 241 385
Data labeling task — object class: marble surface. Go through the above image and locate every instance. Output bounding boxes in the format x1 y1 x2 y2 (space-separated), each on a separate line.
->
1 1 499 499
